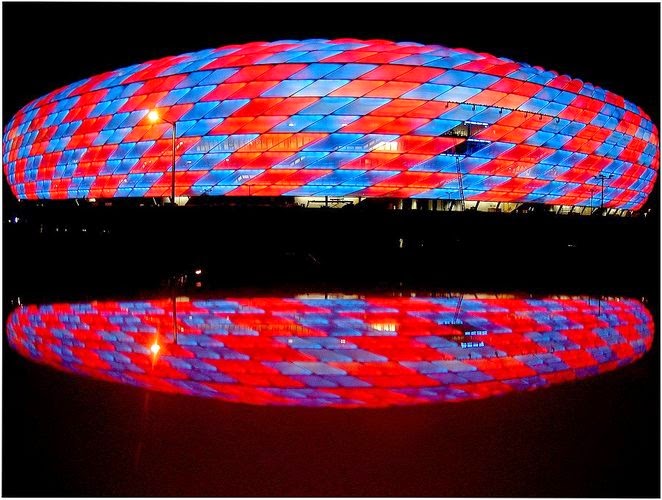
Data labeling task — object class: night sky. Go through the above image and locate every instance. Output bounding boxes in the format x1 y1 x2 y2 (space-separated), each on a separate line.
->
3 2 660 125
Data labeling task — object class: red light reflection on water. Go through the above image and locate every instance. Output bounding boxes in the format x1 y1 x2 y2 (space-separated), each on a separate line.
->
6 294 653 407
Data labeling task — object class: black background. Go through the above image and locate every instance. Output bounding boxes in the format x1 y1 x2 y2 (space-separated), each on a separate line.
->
2 2 660 497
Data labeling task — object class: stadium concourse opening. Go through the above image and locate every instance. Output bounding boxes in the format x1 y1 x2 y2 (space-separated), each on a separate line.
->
10 195 644 217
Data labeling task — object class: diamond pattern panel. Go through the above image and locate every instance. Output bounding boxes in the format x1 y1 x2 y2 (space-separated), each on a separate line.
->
3 39 659 210
6 294 653 407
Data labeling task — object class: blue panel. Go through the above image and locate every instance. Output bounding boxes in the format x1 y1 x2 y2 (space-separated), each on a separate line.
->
176 85 216 104
342 169 399 185
306 151 363 169
438 103 484 121
119 110 149 128
470 107 512 124
518 98 548 113
175 71 213 89
539 101 566 117
325 63 378 80
105 128 132 144
290 63 342 79
258 51 308 64
540 149 574 166
312 185 362 196
411 118 461 136
124 141 156 159
462 74 500 89
105 112 130 130
402 83 452 100
303 114 358 133
334 97 390 116
431 70 474 85
271 114 324 132
535 87 561 101
412 154 458 172
303 133 364 151
554 91 576 105
524 131 555 147
198 68 238 85
181 119 221 137
293 79 349 97
299 97 355 115
204 99 250 118
286 51 342 63
262 79 314 97
180 101 221 121
275 151 330 169
339 134 399 152
157 89 193 106
542 134 572 149
435 86 482 102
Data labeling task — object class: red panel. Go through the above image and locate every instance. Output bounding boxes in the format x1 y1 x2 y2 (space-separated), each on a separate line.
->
513 82 543 97
340 115 395 134
397 135 437 153
359 64 415 81
495 110 530 128
358 52 410 64
263 97 319 115
329 80 387 97
370 99 426 117
229 81 280 99
237 133 292 152
494 93 530 110
321 51 378 63
500 127 536 144
244 169 299 185
231 97 284 117
245 151 295 168
375 171 449 188
374 117 429 135
498 144 540 161
225 65 274 83
488 77 524 93
200 83 248 102
209 117 254 134
483 62 521 77
406 101 457 119
382 154 435 171
274 169 332 184
466 89 508 106
270 133 328 151
341 152 398 170
364 81 420 98
474 124 515 141
395 66 446 83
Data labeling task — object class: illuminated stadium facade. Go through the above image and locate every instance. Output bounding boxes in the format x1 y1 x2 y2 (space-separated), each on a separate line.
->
2 39 659 213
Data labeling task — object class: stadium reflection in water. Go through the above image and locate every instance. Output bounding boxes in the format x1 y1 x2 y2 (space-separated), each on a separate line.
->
6 294 653 408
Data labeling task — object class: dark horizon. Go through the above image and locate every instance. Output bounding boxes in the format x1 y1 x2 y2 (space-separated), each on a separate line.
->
2 3 660 497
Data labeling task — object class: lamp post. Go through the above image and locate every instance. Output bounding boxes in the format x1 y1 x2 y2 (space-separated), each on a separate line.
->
148 110 177 205
595 173 614 210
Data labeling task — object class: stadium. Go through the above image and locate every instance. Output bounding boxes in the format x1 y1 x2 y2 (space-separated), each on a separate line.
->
3 39 659 215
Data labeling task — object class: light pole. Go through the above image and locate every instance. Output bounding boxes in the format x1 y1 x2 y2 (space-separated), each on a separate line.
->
595 173 613 210
148 110 177 205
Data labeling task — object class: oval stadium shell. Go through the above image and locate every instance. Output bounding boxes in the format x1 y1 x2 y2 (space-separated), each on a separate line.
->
2 39 659 211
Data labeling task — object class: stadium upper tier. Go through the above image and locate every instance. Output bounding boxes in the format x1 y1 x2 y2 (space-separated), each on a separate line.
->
3 39 659 210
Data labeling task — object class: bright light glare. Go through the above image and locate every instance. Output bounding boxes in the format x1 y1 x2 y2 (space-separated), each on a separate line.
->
150 342 161 354
147 110 160 122
194 269 202 275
